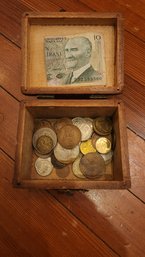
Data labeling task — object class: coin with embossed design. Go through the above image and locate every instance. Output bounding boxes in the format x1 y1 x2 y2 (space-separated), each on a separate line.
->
54 143 80 164
35 157 53 176
95 137 111 154
94 117 112 136
72 117 93 141
54 118 72 133
80 139 96 155
57 124 81 149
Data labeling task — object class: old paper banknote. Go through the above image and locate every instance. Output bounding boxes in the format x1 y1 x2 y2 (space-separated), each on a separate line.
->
44 32 106 86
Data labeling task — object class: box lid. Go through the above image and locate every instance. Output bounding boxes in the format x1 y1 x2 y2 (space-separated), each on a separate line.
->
21 12 124 95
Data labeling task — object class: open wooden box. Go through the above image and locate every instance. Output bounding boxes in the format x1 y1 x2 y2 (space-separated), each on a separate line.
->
14 12 131 189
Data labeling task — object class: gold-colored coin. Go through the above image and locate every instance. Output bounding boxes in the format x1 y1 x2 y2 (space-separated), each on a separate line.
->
95 137 111 154
57 124 81 149
36 135 53 154
80 139 96 155
79 152 105 179
94 117 112 136
91 133 112 148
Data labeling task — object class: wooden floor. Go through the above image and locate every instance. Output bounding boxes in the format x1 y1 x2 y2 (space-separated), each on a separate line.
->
0 1 145 256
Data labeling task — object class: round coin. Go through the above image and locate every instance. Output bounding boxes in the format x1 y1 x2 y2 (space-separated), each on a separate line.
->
35 157 53 176
54 118 72 133
72 154 86 179
34 119 52 131
54 143 80 164
79 152 105 179
94 117 112 136
80 139 96 155
95 137 111 154
91 133 112 148
57 124 81 149
72 117 93 141
55 166 70 178
51 153 67 169
101 150 113 165
36 135 53 154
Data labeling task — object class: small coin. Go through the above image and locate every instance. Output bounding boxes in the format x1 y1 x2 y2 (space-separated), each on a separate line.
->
57 124 81 149
51 153 67 169
34 119 52 131
79 152 105 179
91 133 112 148
33 127 57 154
54 118 72 133
54 143 80 164
36 135 53 154
35 157 53 176
72 117 93 141
55 166 70 178
95 137 111 154
80 139 96 155
72 154 86 179
94 117 112 136
101 150 113 165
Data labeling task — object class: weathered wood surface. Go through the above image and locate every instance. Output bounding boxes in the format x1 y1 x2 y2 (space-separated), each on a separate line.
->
0 1 145 256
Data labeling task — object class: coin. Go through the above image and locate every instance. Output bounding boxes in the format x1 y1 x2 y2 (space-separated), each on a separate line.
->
80 139 96 155
94 117 112 136
79 152 105 179
54 117 72 133
101 150 113 165
51 153 67 169
91 132 112 148
33 127 57 154
55 166 70 178
35 157 53 176
57 124 81 149
34 119 52 131
72 117 93 141
72 154 86 179
95 137 111 154
54 143 80 164
36 135 53 154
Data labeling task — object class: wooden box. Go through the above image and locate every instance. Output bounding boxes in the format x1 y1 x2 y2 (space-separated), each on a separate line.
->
14 12 131 189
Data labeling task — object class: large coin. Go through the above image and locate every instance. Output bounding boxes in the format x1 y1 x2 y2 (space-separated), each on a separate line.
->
35 157 53 176
54 143 80 164
57 124 81 149
36 135 53 154
79 152 105 179
54 117 72 133
80 139 96 155
72 117 93 141
95 137 111 154
72 154 86 179
33 127 57 154
94 117 112 136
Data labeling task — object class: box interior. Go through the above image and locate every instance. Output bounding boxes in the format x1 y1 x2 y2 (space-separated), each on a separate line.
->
18 102 124 188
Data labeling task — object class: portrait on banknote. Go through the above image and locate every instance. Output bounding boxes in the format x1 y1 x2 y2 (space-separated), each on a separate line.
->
44 32 106 86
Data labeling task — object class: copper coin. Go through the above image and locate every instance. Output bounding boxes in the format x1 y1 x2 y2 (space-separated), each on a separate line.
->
79 152 105 179
94 117 112 136
57 124 81 149
54 118 72 133
34 119 52 131
55 166 70 178
36 135 53 154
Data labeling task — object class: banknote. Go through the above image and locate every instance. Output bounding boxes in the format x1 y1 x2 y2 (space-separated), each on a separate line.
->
44 32 106 86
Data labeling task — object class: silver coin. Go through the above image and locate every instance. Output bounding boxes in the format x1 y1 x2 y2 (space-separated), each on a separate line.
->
101 150 113 165
72 117 93 141
72 154 86 179
35 157 53 176
54 143 80 164
33 127 57 153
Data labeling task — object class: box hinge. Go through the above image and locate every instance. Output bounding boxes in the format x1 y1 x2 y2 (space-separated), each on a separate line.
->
37 95 55 99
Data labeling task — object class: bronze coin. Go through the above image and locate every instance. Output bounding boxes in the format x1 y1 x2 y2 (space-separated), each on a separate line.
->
51 153 67 169
36 135 54 154
55 166 70 178
94 117 113 136
79 152 105 179
34 119 52 131
57 124 81 149
54 118 72 133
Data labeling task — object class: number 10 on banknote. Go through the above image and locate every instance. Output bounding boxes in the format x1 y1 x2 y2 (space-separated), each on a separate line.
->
44 32 106 86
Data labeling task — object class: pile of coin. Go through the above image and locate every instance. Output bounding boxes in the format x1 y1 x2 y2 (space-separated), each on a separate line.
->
32 116 115 178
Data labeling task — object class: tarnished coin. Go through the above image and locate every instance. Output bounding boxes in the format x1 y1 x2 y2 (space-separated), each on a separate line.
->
79 152 105 179
80 139 96 155
94 117 112 136
55 166 70 178
35 157 53 176
33 127 57 154
57 124 81 149
51 153 67 169
36 135 53 154
54 143 80 164
72 117 93 141
95 137 111 154
54 118 72 133
34 119 52 131
72 154 86 179
91 133 112 149
101 150 113 165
